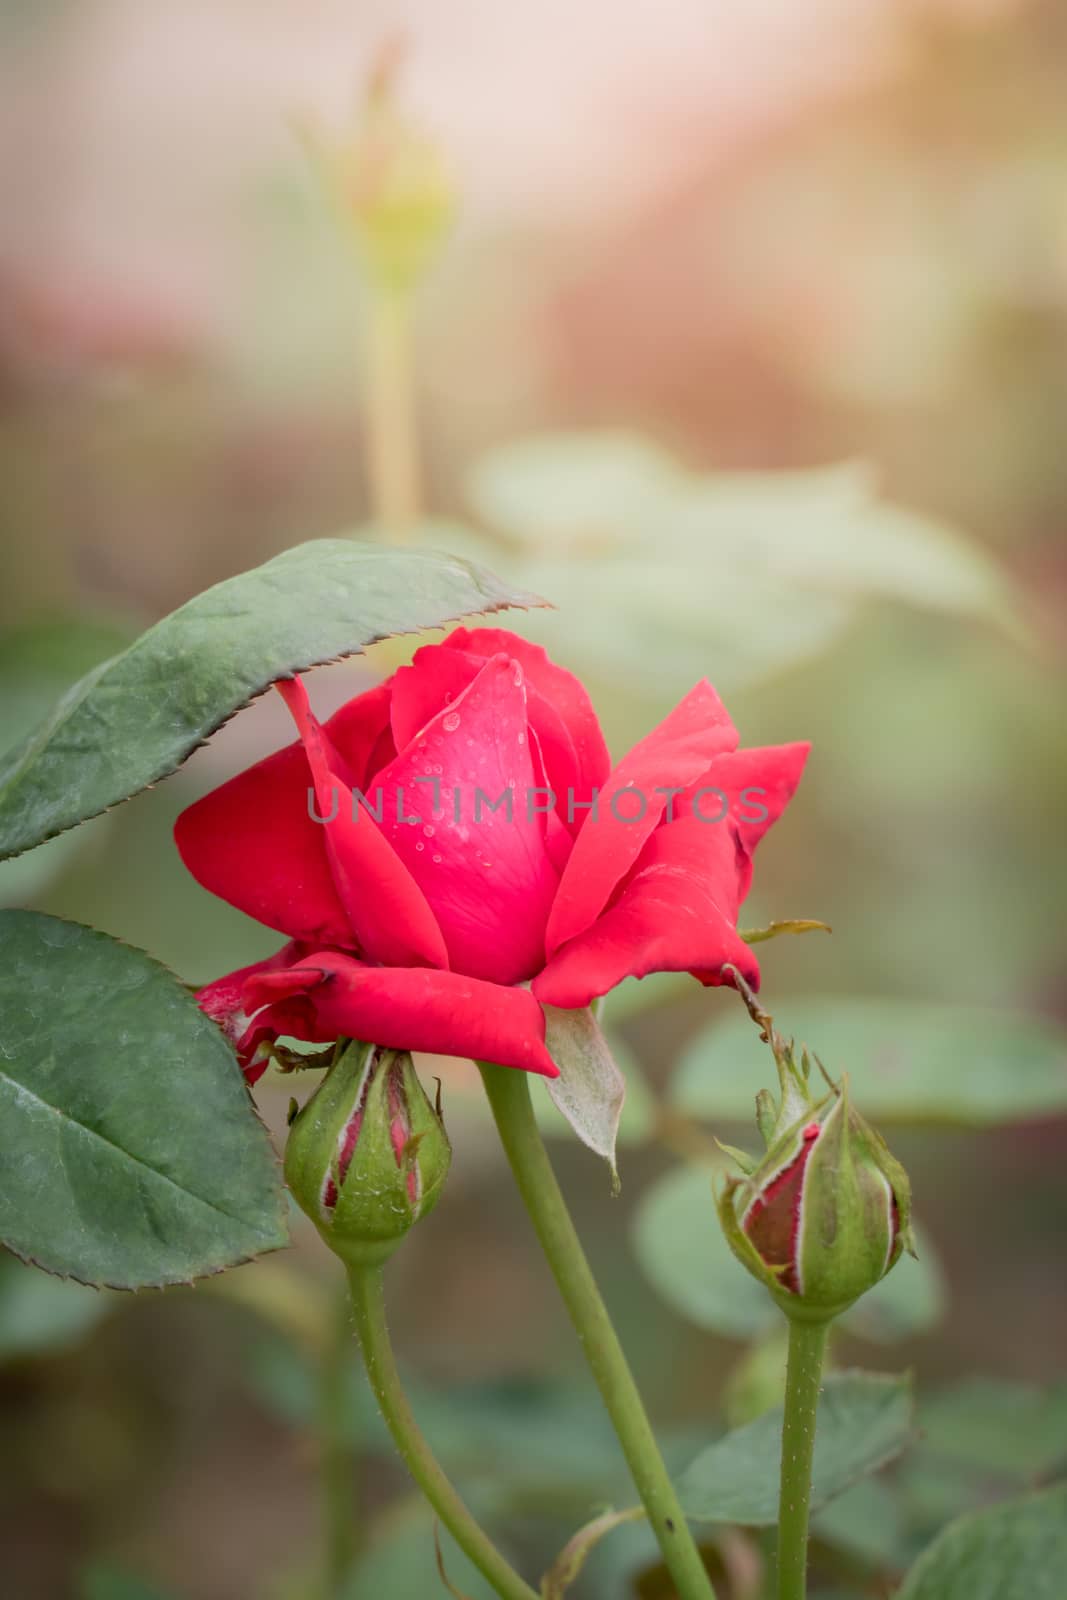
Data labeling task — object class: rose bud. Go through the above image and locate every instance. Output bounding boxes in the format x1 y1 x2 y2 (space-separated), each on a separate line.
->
299 42 454 294
285 1039 451 1267
715 991 915 1323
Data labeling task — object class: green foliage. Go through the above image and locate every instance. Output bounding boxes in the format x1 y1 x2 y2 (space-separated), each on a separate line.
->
672 996 1067 1127
632 1162 944 1342
895 1481 1067 1600
0 539 542 861
675 1370 914 1524
919 1379 1067 1480
541 1005 627 1184
811 1475 904 1568
0 910 288 1288
246 1326 631 1511
470 437 1011 622
455 436 1020 737
339 1498 500 1600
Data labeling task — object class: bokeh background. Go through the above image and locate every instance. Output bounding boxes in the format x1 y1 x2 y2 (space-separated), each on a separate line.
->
2 1 1066 1596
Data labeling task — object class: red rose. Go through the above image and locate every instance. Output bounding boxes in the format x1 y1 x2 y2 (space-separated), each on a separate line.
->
176 628 808 1081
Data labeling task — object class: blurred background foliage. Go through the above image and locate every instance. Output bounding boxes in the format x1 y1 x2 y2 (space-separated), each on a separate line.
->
1 0 1065 1595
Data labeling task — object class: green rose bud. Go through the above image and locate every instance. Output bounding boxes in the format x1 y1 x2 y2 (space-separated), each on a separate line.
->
716 977 915 1323
285 1040 451 1268
300 45 454 294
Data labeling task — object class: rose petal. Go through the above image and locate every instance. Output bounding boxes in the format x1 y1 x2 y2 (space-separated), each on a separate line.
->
677 741 810 900
277 677 448 970
242 952 558 1077
175 743 355 948
534 817 758 1008
545 681 738 957
389 645 481 752
375 654 559 986
444 627 611 821
195 942 312 1081
326 681 397 786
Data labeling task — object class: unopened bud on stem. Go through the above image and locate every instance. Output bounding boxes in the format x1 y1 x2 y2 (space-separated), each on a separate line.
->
285 1039 451 1267
716 971 915 1323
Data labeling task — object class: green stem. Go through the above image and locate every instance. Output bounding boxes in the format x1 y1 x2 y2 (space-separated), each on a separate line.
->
318 1292 359 1597
367 283 419 541
479 1064 716 1600
777 1317 831 1600
346 1262 540 1600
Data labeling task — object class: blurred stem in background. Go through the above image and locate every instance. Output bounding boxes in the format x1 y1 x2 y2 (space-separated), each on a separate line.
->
346 1262 541 1600
300 42 453 545
367 283 419 540
480 1063 718 1600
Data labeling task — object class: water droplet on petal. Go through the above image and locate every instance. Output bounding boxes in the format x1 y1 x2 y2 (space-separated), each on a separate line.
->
423 824 435 838
442 711 461 733
432 853 442 864
415 841 424 852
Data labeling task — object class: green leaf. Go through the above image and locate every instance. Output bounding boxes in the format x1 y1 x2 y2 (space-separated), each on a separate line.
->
0 910 288 1287
632 1163 771 1340
542 1006 627 1186
661 462 1014 624
920 1379 1067 1480
0 1249 112 1360
632 1164 944 1342
0 539 543 861
468 431 680 548
532 1029 655 1152
342 1496 504 1600
895 1482 1067 1600
812 1476 905 1567
677 1371 915 1525
672 997 1067 1127
466 439 1020 719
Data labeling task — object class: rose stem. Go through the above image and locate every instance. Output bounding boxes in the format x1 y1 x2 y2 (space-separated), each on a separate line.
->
318 1290 359 1597
367 280 419 543
776 1316 831 1600
479 1063 718 1600
346 1262 540 1600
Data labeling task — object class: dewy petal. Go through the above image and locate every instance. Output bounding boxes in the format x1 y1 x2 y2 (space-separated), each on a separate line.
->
443 627 611 822
375 654 559 986
242 952 558 1077
534 817 758 1009
389 644 481 752
545 681 738 958
175 742 355 948
276 677 448 970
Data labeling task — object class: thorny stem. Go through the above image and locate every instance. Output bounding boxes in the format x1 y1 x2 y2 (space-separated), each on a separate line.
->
776 1317 832 1600
346 1261 540 1600
480 1063 717 1600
